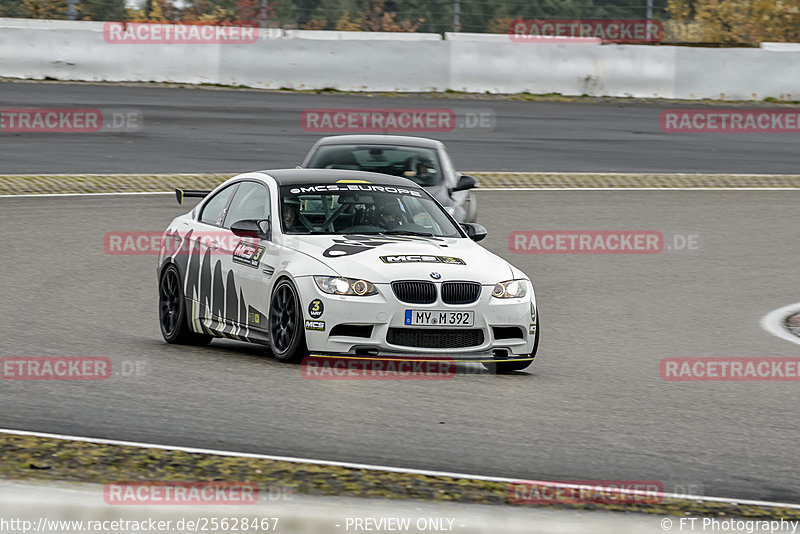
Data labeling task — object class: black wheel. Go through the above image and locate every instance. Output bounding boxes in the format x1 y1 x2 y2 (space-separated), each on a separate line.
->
269 279 308 363
159 264 212 345
483 310 539 374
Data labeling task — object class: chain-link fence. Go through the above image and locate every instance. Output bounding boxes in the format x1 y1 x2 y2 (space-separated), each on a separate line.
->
1 0 797 44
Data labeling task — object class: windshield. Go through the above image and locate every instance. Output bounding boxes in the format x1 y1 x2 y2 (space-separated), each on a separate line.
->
279 183 462 237
304 144 443 187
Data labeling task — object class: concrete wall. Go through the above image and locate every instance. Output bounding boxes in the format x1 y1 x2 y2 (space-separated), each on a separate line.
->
0 18 798 100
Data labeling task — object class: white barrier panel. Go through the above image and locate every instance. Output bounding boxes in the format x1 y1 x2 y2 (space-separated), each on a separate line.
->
0 24 219 84
675 46 800 100
447 38 676 97
0 18 798 100
761 42 800 51
218 39 450 91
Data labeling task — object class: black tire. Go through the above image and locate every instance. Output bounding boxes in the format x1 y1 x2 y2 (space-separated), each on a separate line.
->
159 264 213 346
269 278 308 363
483 310 539 374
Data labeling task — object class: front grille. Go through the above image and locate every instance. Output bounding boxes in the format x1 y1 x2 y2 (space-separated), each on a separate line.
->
441 282 481 304
387 328 484 348
391 281 436 304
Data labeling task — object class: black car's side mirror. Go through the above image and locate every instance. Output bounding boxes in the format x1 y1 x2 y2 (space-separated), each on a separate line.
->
461 222 487 242
231 218 271 240
453 175 478 192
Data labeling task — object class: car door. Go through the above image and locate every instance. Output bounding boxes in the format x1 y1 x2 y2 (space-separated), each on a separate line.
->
221 180 274 344
190 182 240 337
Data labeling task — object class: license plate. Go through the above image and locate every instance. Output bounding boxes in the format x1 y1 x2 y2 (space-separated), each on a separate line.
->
404 310 474 327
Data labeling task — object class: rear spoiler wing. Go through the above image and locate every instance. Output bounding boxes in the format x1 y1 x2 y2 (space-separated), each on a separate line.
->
175 189 212 205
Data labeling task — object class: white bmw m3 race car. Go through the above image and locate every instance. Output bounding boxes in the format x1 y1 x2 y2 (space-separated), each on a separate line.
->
157 169 539 373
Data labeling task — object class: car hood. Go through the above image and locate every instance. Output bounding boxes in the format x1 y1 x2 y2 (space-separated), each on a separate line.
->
284 234 514 285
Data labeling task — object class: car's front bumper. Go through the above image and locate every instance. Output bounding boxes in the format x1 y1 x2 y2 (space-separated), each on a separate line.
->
296 277 537 361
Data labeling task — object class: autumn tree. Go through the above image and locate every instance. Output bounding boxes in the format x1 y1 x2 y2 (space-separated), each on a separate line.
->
79 0 126 20
301 18 327 28
361 0 420 31
335 11 362 30
21 0 67 18
236 0 261 23
666 0 800 43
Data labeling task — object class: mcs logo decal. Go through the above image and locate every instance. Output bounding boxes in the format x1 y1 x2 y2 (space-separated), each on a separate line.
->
305 320 325 331
380 255 466 265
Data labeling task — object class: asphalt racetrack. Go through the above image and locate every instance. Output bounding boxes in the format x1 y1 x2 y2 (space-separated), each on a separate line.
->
1 81 799 505
1 189 799 503
1 81 800 174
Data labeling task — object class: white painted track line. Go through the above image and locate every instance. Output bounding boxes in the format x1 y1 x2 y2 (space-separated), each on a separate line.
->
2 188 800 199
479 187 800 191
0 192 174 198
761 303 800 346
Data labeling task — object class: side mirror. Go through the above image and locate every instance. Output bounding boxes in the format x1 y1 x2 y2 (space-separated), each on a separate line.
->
453 175 477 192
461 222 487 242
231 218 271 240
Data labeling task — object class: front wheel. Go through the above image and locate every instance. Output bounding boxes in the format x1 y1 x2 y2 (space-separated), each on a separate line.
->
159 264 212 345
483 311 539 374
269 279 308 363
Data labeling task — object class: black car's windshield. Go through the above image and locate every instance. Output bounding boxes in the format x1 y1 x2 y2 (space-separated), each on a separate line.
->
280 183 462 237
304 144 443 187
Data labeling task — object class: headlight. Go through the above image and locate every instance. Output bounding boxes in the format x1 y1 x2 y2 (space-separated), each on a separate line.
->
492 279 527 299
314 276 378 296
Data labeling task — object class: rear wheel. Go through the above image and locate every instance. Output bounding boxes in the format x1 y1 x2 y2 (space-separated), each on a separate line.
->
269 279 308 363
159 264 212 345
483 310 539 374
